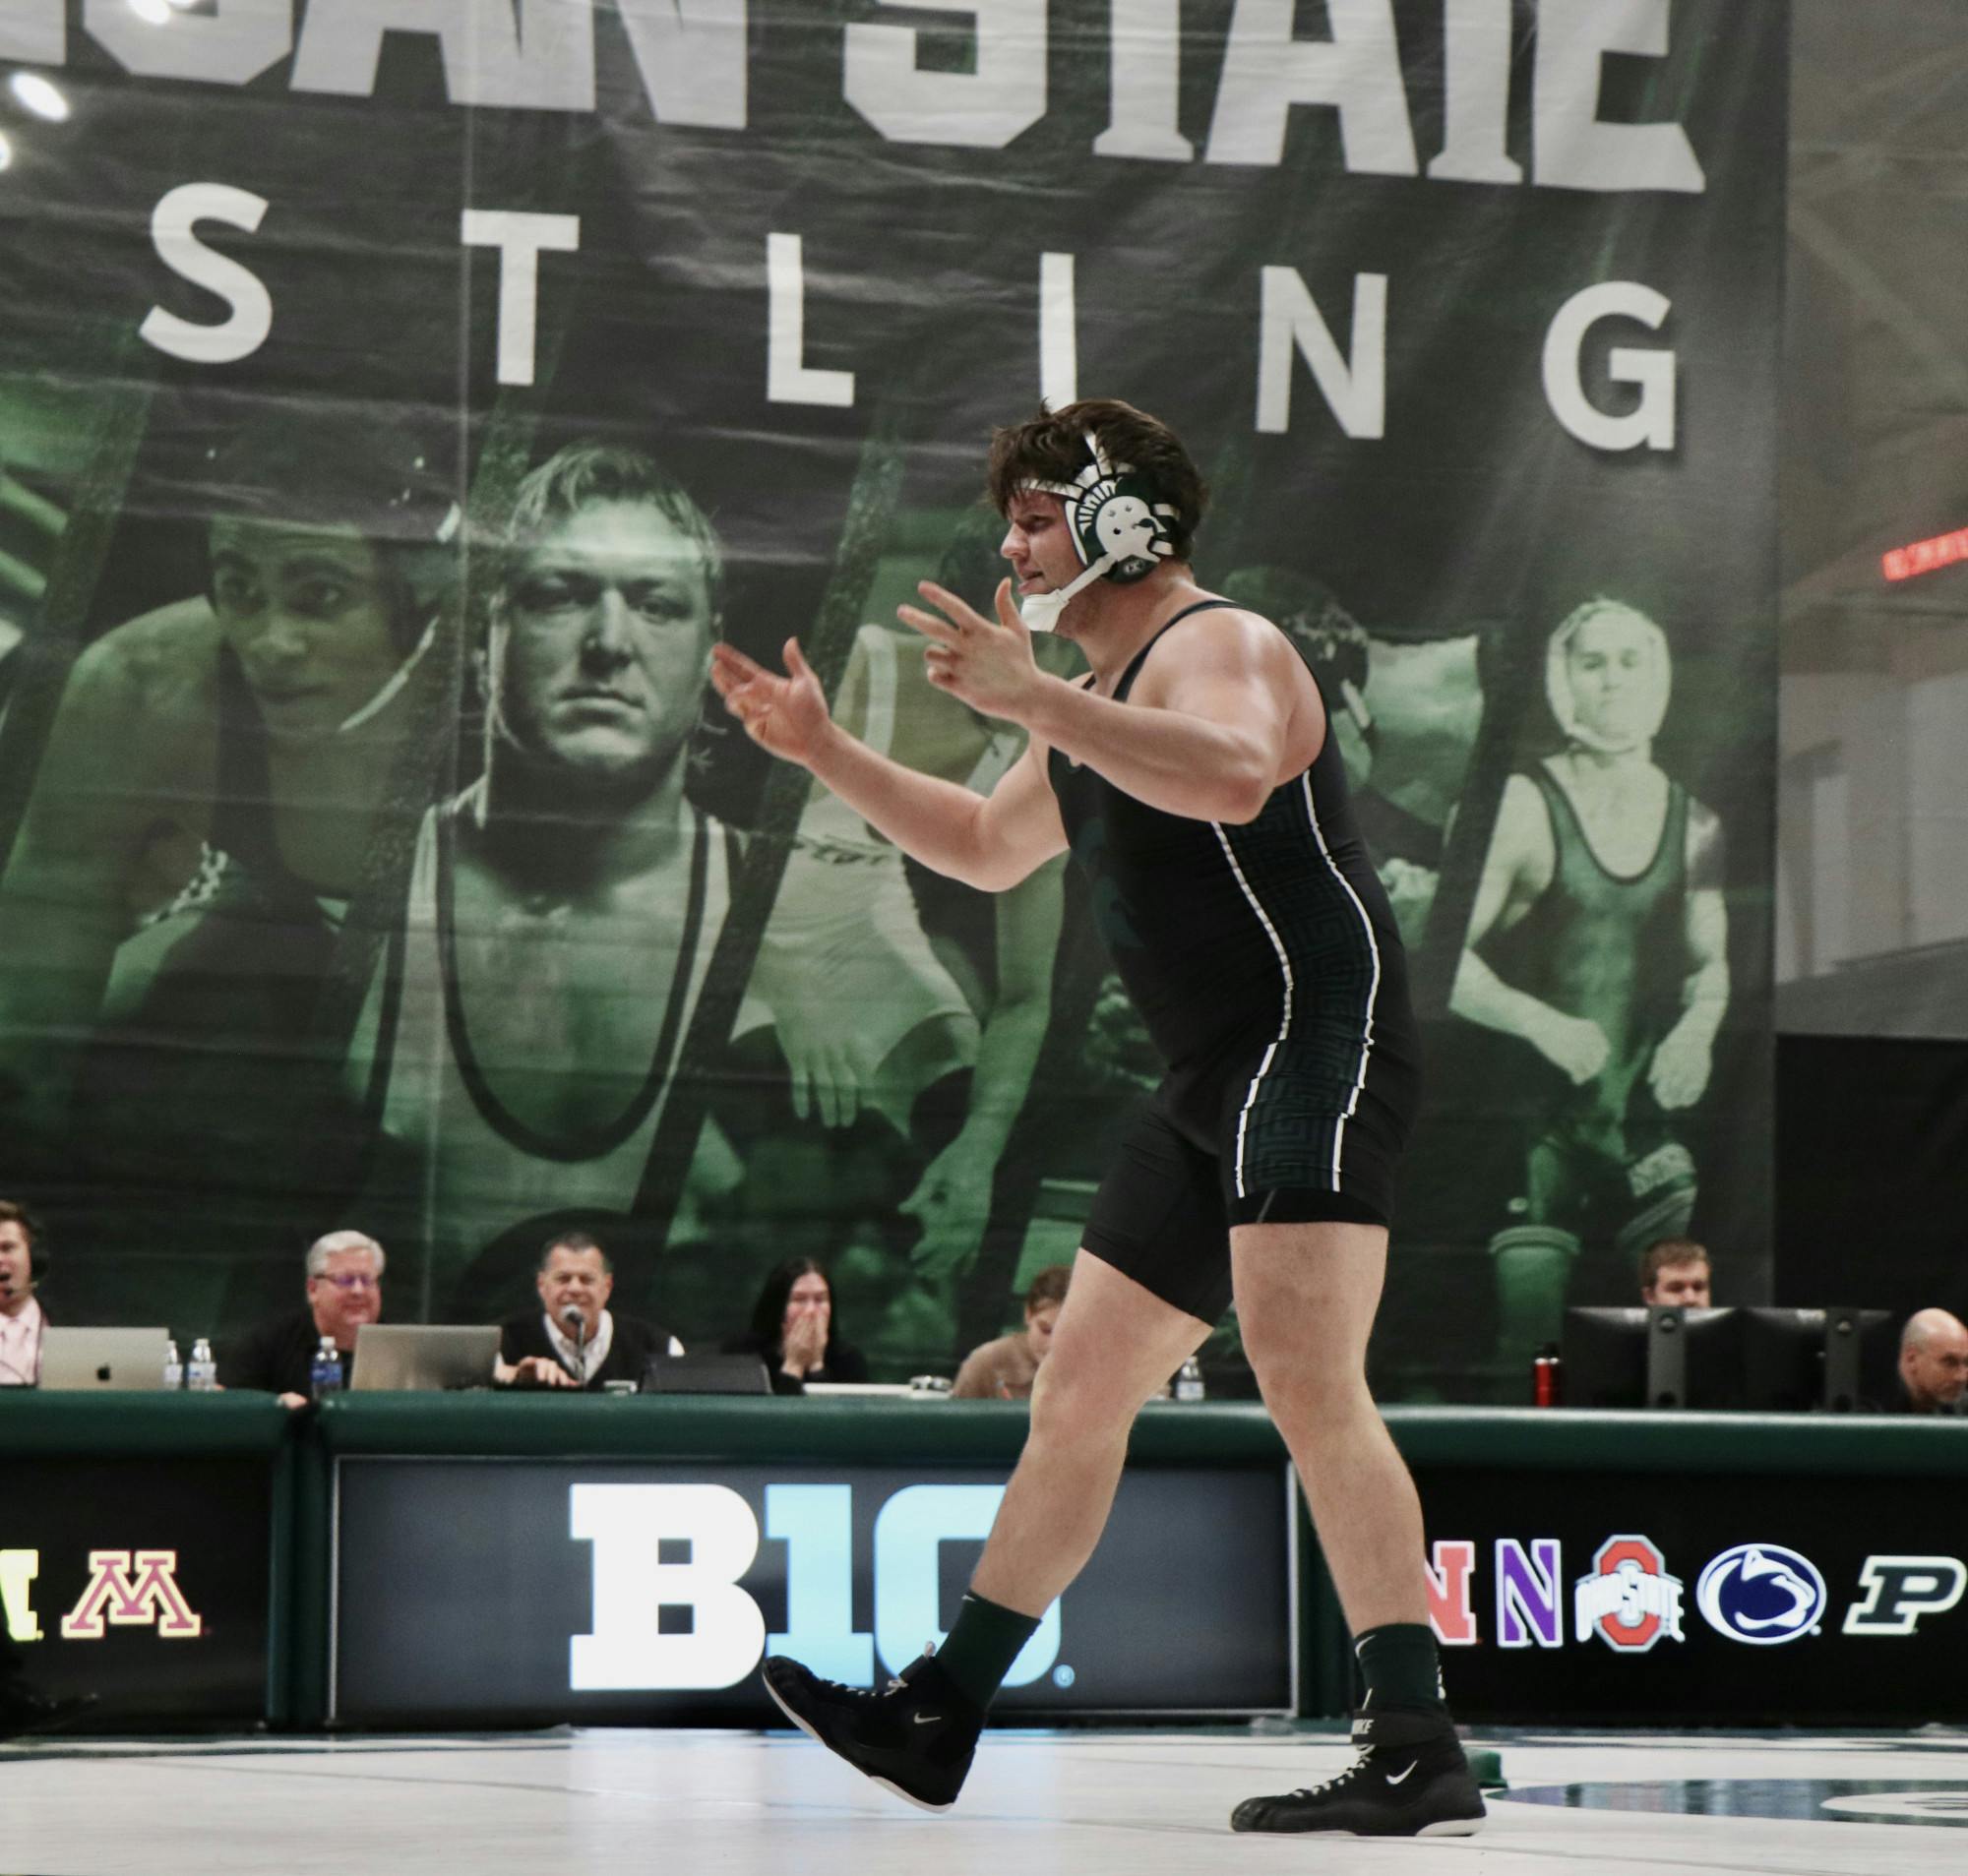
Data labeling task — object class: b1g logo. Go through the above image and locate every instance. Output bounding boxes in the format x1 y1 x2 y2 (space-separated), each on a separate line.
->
1842 1556 1968 1637
1572 1535 1685 1652
1694 1543 1826 1646
569 1483 1061 1693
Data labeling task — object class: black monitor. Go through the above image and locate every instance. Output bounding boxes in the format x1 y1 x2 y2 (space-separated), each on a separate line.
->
1742 1307 1826 1412
1561 1307 1648 1408
1822 1306 1897 1412
1562 1306 1744 1409
1742 1307 1898 1412
1643 1306 1745 1410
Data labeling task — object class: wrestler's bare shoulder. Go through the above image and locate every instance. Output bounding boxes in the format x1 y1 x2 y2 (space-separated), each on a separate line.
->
1134 602 1315 695
65 598 225 728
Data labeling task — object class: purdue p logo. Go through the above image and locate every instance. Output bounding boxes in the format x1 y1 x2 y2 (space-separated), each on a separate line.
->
60 1551 202 1640
1842 1556 1968 1637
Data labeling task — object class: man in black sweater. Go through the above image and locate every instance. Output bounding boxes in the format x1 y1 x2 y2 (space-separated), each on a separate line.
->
497 1230 681 1390
224 1229 385 1406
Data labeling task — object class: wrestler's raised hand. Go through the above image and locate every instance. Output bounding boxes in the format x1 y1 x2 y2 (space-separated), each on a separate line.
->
709 637 832 767
898 577 1042 724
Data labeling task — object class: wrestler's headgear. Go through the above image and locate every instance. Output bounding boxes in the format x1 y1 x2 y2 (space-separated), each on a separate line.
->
1545 597 1672 756
1015 431 1181 632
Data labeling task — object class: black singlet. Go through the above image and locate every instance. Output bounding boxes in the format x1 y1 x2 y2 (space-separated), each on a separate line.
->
1048 597 1415 1090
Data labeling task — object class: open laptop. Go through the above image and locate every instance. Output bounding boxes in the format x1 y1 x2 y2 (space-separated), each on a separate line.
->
350 1324 501 1392
37 1327 172 1391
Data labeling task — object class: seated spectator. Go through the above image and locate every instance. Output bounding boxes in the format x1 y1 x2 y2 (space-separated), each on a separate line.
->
723 1257 868 1395
952 1264 1070 1400
225 1230 385 1407
1894 1307 1968 1416
497 1231 682 1390
1638 1237 1712 1309
0 1201 46 1388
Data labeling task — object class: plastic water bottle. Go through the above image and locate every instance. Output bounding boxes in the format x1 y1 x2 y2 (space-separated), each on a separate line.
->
187 1337 217 1392
311 1336 344 1400
1175 1356 1206 1403
162 1340 184 1391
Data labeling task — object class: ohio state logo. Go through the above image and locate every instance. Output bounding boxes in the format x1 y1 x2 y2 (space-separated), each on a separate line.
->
1572 1535 1685 1653
59 1551 202 1640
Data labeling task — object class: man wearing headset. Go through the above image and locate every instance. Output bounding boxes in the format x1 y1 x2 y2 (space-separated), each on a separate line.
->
0 1199 46 1387
712 399 1482 1838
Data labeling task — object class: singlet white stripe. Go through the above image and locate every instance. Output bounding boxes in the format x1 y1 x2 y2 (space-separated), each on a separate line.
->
1300 772 1381 1186
1210 820 1295 1199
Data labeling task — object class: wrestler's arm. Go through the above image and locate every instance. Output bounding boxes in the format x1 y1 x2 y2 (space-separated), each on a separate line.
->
970 853 1065 1147
903 587 1298 826
1030 612 1301 824
793 628 874 822
1649 801 1729 1109
1448 776 1549 1034
1681 801 1729 1017
1447 775 1609 1084
710 636 1068 892
0 604 217 1133
902 852 1066 1274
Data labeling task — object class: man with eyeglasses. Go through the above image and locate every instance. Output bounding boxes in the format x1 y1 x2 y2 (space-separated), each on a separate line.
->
222 1229 385 1408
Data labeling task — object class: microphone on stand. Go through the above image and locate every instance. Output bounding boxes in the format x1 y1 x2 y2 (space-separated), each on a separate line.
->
559 1303 588 1386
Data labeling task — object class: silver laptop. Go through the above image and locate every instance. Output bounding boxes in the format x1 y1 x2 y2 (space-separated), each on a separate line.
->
351 1324 500 1392
37 1327 172 1391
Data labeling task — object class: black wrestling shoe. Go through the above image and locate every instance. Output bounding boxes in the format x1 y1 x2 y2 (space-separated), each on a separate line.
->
762 1651 983 1811
1231 1704 1486 1837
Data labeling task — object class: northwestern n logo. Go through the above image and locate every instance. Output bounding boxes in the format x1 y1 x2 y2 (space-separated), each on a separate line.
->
60 1550 203 1640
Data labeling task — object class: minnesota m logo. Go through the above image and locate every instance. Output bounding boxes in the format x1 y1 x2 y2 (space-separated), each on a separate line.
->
60 1551 202 1639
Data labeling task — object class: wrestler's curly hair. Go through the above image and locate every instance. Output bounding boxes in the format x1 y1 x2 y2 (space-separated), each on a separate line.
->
987 398 1207 563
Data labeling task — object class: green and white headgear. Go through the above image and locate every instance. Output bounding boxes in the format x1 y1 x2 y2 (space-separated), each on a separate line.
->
1017 431 1180 632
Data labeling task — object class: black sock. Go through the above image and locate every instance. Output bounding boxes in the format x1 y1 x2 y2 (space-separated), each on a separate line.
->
1354 1622 1446 1711
930 1592 1041 1710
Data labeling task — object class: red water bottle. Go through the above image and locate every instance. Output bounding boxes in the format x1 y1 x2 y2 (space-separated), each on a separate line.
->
1532 1343 1563 1407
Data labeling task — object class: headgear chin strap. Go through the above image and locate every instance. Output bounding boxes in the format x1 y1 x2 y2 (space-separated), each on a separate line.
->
1017 432 1179 632
336 498 461 734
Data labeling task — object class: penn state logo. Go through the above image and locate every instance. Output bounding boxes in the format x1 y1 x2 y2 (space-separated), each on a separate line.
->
1695 1543 1827 1646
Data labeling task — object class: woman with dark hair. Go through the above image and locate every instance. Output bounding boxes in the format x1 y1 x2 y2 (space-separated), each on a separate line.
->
723 1258 869 1394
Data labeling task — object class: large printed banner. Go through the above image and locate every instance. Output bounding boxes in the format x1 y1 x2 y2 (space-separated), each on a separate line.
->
0 1 1784 1393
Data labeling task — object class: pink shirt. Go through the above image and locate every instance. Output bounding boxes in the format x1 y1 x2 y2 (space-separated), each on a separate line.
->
0 1294 44 1387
